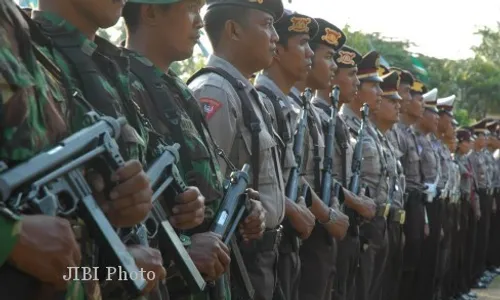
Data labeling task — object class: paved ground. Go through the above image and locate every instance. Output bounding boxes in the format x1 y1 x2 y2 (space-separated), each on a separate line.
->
475 276 500 299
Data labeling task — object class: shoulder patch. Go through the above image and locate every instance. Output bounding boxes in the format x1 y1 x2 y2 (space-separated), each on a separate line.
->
200 98 222 121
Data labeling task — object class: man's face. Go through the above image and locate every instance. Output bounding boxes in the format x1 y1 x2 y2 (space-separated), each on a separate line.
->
238 9 279 70
376 96 401 125
475 134 486 149
356 81 382 113
307 44 337 90
397 83 411 114
332 67 359 104
151 0 204 62
420 110 438 133
71 0 126 29
438 113 453 135
459 140 471 153
407 93 424 119
276 34 313 82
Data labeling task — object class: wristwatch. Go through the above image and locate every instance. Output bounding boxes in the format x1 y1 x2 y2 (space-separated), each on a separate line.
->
319 207 337 225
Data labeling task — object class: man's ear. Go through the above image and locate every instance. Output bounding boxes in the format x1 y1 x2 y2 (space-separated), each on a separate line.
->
225 19 245 41
141 4 162 27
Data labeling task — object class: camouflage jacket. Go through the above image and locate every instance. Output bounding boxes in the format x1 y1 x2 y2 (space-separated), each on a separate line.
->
30 10 154 300
0 2 86 299
32 10 150 164
126 51 227 299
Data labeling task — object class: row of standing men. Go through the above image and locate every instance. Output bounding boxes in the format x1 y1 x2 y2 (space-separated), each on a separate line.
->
3 0 500 299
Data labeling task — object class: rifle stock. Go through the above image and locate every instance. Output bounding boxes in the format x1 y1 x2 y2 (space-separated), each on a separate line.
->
0 112 147 298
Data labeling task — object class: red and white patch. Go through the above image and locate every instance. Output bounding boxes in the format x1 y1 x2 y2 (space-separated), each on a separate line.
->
200 98 222 121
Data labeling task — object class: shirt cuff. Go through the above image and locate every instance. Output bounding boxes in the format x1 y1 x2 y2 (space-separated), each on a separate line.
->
0 215 22 266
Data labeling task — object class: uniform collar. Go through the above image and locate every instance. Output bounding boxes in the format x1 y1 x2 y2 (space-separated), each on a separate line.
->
311 95 330 108
32 10 97 56
207 54 254 93
255 73 288 102
339 104 361 131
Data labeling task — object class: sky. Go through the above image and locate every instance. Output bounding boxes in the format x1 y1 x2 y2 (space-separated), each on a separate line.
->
282 0 500 60
15 0 500 60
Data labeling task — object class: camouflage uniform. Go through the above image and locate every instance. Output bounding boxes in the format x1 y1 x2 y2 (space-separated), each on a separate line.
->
0 2 89 299
126 50 227 299
32 11 149 163
30 10 152 300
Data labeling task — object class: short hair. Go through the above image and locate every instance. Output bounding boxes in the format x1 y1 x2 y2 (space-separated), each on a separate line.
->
122 3 172 33
204 6 249 47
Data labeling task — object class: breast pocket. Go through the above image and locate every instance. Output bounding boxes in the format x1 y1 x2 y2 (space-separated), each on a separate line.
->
408 146 420 164
240 123 278 185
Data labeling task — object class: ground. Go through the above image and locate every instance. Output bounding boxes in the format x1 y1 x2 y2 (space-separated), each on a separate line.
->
475 277 500 299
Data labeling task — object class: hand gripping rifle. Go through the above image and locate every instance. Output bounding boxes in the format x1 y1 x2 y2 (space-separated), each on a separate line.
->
321 86 340 206
0 112 147 298
285 88 314 205
211 164 254 300
346 104 370 238
141 143 206 294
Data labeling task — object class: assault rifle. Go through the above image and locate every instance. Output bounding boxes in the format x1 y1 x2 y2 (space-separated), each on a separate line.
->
346 104 370 238
142 143 206 294
211 164 254 300
0 112 147 298
321 86 340 206
285 88 313 205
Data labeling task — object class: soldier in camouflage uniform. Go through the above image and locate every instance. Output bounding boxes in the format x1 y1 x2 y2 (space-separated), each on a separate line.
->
469 120 494 288
35 0 214 297
1 0 168 299
121 0 267 298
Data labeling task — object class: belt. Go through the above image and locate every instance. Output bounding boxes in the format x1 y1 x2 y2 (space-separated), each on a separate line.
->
389 208 406 225
376 204 390 218
243 226 283 252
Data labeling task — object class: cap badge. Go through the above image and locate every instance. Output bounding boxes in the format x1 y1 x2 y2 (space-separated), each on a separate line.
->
248 0 264 4
337 50 355 65
288 17 311 33
413 81 423 93
321 28 341 46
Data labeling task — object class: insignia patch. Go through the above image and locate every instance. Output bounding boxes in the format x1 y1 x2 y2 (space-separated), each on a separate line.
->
200 98 222 121
337 50 356 65
288 17 311 33
321 28 342 46
377 66 386 76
